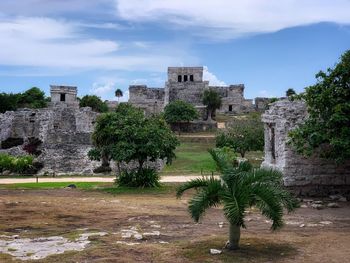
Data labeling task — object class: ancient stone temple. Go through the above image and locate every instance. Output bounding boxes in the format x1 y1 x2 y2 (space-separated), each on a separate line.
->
129 67 268 116
262 100 350 197
0 86 100 174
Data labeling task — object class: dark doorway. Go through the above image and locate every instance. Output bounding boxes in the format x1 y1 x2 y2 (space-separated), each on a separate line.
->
178 75 182 82
184 75 188 82
271 127 276 160
229 105 233 112
60 93 66 102
190 75 194 81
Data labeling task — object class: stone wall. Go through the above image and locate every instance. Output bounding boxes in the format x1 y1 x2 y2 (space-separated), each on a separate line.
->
0 106 100 175
129 85 165 115
261 100 350 197
129 67 267 117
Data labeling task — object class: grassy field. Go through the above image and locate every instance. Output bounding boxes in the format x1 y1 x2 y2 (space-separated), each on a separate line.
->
0 182 108 189
162 141 264 175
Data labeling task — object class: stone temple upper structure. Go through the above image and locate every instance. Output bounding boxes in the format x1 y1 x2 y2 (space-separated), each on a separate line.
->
129 66 269 116
49 85 79 108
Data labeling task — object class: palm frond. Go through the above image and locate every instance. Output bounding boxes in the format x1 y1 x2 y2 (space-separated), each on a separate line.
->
251 184 284 230
188 178 223 222
222 191 246 227
209 148 232 173
176 177 211 198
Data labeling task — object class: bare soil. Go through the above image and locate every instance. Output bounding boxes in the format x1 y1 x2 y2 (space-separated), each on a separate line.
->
0 188 349 262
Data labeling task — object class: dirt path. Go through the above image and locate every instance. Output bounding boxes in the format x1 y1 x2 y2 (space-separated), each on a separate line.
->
0 175 213 184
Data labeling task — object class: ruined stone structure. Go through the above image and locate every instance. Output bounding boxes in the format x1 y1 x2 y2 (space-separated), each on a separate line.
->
0 86 100 174
262 100 350 197
129 67 268 116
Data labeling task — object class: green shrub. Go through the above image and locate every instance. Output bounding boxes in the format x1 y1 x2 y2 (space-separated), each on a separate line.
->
116 168 160 188
0 154 35 174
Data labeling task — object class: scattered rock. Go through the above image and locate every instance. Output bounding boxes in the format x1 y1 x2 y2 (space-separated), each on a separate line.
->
311 204 324 210
329 195 347 202
116 241 140 246
158 241 169 244
246 218 253 222
300 204 308 208
339 197 347 202
210 249 222 255
319 221 333 225
2 170 11 176
313 200 323 205
143 231 160 237
134 234 143 240
66 184 76 189
299 224 305 228
150 224 161 228
327 203 340 208
218 222 224 228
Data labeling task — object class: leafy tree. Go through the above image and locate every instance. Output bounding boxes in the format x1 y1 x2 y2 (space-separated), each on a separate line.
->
115 89 123 102
89 103 179 181
285 88 296 97
202 89 222 121
176 150 298 250
18 87 47 108
164 100 199 133
0 93 20 113
216 119 264 157
79 95 109 112
289 50 350 163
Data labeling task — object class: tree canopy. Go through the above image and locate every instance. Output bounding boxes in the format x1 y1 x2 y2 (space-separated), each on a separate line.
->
115 89 123 102
79 95 109 113
285 88 296 97
164 100 198 132
289 50 350 163
89 103 179 173
0 87 47 113
202 89 222 121
216 118 264 158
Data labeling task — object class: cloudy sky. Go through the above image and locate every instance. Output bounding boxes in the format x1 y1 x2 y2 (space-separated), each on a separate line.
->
0 0 349 101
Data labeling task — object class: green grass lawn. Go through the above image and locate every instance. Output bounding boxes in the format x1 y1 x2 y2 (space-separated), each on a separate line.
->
162 142 217 175
162 141 264 175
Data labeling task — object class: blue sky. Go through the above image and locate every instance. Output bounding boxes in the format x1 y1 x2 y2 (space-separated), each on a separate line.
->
0 0 349 101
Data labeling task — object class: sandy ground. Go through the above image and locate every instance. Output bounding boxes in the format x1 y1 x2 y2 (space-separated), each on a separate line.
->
0 188 349 262
0 175 214 184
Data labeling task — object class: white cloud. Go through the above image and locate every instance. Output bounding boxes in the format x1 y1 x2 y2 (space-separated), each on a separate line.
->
91 77 129 101
0 17 190 72
203 66 226 86
115 0 350 38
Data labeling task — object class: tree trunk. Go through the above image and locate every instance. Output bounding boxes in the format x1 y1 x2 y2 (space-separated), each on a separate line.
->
226 223 240 250
207 108 213 122
138 160 144 173
101 153 110 167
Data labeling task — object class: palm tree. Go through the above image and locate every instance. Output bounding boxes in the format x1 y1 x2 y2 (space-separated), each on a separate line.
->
286 88 296 97
115 89 123 103
176 150 298 250
202 89 221 122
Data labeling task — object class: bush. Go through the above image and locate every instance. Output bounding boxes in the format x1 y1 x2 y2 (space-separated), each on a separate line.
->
116 168 160 188
0 154 37 174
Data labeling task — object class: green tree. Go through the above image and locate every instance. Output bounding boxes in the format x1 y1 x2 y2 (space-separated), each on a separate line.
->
216 119 264 158
285 88 296 97
0 93 20 113
202 89 222 121
289 50 350 163
18 87 47 108
115 89 123 103
89 103 179 181
164 100 199 133
79 95 109 113
176 150 298 250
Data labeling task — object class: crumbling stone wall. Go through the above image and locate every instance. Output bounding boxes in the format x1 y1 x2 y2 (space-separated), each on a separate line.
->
129 67 268 116
261 100 350 197
0 106 100 175
129 85 165 115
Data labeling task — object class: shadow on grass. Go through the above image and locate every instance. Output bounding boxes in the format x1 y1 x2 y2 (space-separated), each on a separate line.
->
181 236 298 263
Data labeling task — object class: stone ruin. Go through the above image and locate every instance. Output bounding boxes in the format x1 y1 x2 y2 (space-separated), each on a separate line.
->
262 99 350 197
0 85 100 175
129 67 269 116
